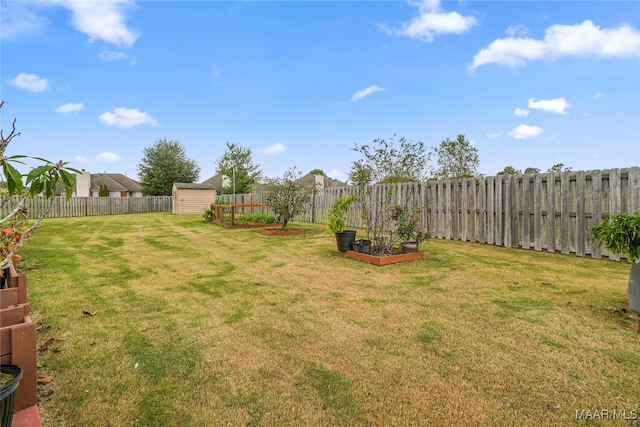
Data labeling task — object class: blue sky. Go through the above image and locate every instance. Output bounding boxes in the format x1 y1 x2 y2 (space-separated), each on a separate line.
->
2 0 639 183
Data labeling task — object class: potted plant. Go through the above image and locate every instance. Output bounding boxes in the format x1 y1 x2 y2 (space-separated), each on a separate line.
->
589 210 640 319
391 204 430 253
327 195 359 252
0 364 23 427
203 207 214 222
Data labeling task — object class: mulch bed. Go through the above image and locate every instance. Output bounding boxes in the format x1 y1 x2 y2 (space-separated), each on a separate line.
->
258 228 305 236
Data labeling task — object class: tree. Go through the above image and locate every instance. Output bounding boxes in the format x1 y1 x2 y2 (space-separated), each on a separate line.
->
349 135 430 254
349 135 430 185
548 163 572 173
216 142 262 194
98 184 109 197
137 138 200 196
263 167 311 230
524 167 541 175
308 168 325 176
433 134 479 180
497 166 521 175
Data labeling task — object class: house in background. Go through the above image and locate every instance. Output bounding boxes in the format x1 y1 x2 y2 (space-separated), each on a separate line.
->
172 183 217 215
200 174 231 193
70 170 143 197
298 173 347 190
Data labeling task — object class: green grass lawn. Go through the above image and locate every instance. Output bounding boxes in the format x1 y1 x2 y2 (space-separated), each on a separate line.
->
20 213 640 426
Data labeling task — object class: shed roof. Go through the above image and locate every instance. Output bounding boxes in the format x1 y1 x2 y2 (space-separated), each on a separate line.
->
173 183 216 190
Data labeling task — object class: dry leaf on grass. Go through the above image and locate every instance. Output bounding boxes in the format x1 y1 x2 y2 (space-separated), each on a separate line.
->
37 374 54 384
82 310 97 316
38 337 66 353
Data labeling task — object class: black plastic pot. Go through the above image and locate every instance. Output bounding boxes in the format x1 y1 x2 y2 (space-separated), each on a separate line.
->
335 230 356 252
401 242 419 253
0 364 23 427
352 239 372 254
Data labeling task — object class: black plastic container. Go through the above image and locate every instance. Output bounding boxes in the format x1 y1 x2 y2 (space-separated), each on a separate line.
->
0 364 23 427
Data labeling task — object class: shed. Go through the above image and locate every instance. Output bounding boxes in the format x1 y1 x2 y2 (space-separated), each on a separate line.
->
172 183 217 215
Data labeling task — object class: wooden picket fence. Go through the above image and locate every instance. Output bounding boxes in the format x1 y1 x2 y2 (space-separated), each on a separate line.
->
303 168 640 261
0 196 172 219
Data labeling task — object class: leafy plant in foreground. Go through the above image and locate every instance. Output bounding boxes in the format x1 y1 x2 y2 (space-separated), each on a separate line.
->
0 100 79 272
589 210 640 262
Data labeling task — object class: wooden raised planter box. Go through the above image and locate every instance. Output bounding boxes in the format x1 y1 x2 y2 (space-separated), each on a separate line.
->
0 265 37 411
217 222 283 230
342 250 423 266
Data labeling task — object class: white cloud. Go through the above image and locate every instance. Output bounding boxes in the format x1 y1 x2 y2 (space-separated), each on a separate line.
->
507 124 544 139
379 0 477 42
263 143 287 155
99 107 159 128
514 108 529 117
96 152 122 162
98 49 135 65
528 97 571 114
9 73 49 92
593 92 605 99
0 2 48 39
75 155 88 163
351 85 385 103
485 132 502 138
327 169 346 181
54 0 138 47
55 103 84 114
506 24 528 38
1 1 138 47
470 20 640 70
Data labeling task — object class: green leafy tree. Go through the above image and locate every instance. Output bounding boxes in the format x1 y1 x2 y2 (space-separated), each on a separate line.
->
548 163 572 173
98 184 109 197
433 134 479 179
497 166 521 175
263 167 312 230
308 168 326 176
216 142 262 194
137 138 200 196
0 100 79 270
349 135 430 254
349 135 430 185
524 167 541 174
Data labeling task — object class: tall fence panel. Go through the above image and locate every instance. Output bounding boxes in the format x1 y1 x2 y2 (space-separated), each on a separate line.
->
302 168 639 261
0 196 172 219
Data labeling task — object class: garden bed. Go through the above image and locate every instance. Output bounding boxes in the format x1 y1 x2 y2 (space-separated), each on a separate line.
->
258 228 305 236
342 250 423 265
215 222 283 230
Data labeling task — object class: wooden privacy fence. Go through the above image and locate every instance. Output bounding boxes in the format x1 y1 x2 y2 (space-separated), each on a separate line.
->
216 190 269 215
303 168 640 261
0 196 172 219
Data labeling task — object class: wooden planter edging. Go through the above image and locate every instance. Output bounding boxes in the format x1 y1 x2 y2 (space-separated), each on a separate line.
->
215 222 283 230
258 228 305 236
0 264 27 309
0 265 37 411
342 250 424 266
